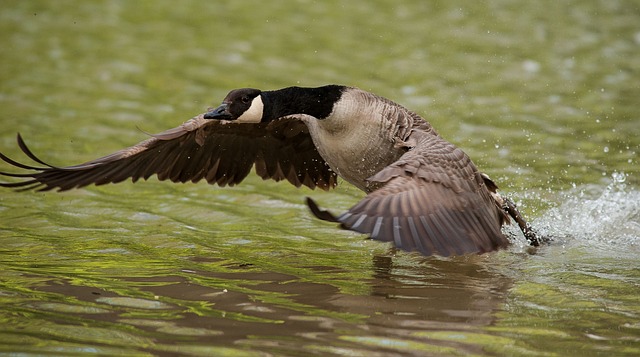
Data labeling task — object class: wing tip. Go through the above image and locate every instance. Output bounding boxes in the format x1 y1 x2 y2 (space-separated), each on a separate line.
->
305 197 339 222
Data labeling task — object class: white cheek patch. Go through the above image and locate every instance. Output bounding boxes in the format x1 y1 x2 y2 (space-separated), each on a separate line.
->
236 96 264 123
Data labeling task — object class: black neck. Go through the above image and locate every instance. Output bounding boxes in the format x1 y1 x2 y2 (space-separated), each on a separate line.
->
261 85 346 121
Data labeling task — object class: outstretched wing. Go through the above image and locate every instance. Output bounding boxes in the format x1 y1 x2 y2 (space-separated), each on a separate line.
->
0 114 337 192
308 134 509 256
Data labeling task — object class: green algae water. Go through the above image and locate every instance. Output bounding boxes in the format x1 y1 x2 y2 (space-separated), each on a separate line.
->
1 1 639 355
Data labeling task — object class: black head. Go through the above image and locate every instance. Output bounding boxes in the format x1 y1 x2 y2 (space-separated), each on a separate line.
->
204 88 263 122
205 85 347 123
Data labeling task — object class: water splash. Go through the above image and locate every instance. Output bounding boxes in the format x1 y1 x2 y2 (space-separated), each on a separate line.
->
533 172 640 251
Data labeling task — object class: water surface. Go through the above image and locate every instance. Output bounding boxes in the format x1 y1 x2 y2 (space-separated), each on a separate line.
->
1 1 639 356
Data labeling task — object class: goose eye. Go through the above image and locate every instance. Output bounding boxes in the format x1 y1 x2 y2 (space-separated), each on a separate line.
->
241 96 251 104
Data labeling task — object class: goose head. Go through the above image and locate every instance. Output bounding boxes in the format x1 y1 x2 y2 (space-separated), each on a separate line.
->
204 88 264 123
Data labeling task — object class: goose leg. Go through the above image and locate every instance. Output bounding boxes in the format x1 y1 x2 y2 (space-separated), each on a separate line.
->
503 197 546 246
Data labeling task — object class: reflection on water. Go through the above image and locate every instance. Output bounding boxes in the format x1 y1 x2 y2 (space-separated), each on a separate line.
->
10 255 514 355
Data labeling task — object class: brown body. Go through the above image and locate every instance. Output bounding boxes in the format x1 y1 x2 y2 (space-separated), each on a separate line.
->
301 88 510 255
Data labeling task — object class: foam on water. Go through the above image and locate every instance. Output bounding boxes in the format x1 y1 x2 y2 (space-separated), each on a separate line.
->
533 172 640 253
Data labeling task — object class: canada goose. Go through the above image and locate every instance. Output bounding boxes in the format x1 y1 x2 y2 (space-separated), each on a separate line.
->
0 85 541 256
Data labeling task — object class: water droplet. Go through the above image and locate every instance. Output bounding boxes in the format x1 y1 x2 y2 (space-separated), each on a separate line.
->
603 146 609 153
611 171 626 183
522 59 541 73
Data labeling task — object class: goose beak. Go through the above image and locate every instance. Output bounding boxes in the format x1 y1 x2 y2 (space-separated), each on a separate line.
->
204 103 232 120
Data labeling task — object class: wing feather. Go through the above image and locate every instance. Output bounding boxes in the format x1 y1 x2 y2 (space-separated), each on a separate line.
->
308 134 509 256
0 114 337 192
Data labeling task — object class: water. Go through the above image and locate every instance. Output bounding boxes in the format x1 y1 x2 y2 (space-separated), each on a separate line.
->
1 1 639 356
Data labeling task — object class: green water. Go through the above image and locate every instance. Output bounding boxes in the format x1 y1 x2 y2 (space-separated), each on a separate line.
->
1 1 639 356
